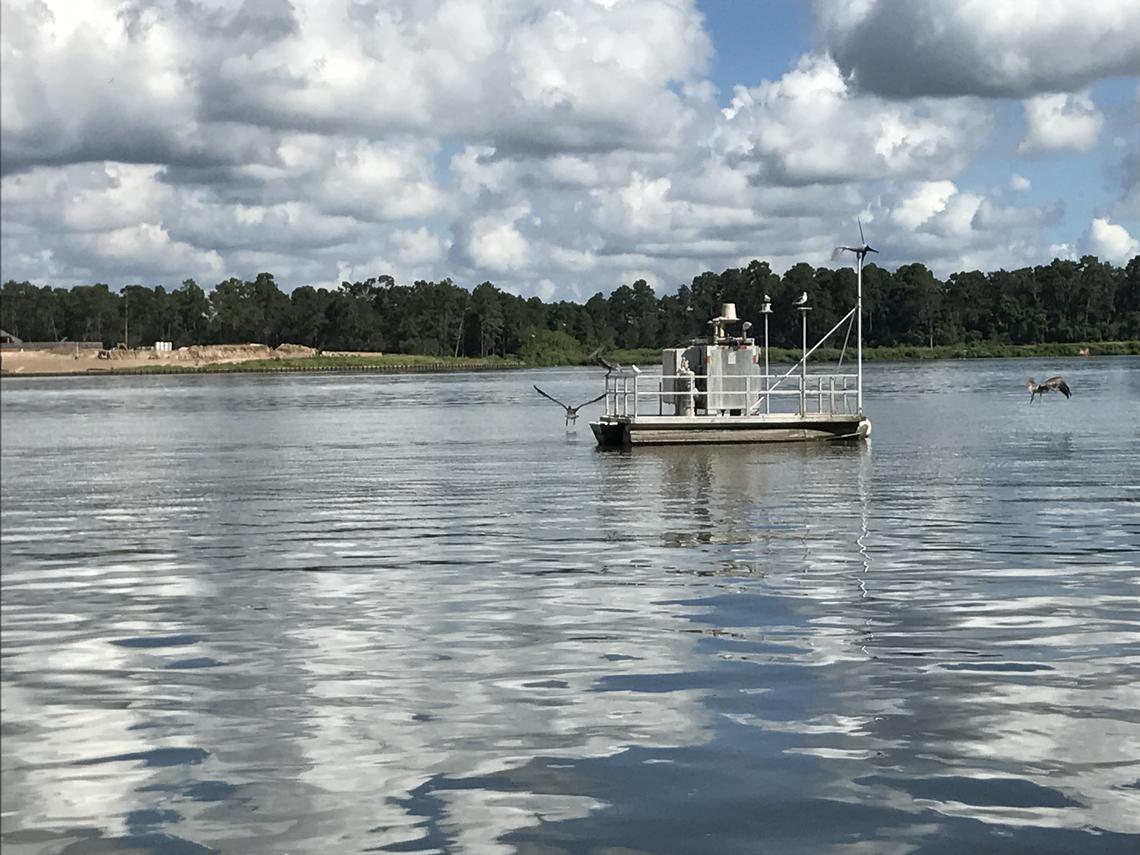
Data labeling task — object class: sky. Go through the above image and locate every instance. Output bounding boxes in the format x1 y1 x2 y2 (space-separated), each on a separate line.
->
1 0 1138 301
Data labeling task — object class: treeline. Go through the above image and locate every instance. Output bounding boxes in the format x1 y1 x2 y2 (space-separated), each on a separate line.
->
2 256 1138 359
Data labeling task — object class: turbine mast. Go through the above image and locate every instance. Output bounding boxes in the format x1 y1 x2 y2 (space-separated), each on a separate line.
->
834 220 878 416
857 249 863 415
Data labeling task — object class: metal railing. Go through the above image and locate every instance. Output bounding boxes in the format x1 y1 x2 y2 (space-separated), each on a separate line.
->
603 371 858 419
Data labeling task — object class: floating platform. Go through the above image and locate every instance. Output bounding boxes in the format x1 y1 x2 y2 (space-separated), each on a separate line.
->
588 299 872 448
591 413 871 447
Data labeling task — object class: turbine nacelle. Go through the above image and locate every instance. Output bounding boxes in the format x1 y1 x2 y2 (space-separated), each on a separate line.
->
832 220 879 261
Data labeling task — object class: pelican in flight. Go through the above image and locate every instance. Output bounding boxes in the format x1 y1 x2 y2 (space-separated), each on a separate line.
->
1027 376 1072 403
586 346 621 374
792 291 809 307
533 385 606 425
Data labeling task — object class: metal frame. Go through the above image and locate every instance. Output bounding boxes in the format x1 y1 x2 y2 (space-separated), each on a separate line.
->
604 370 858 420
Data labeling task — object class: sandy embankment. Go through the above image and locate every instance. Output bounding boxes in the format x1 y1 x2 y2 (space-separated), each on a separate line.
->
0 343 322 375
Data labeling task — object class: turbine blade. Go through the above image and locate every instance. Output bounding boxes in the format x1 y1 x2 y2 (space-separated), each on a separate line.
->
858 219 865 244
866 245 878 254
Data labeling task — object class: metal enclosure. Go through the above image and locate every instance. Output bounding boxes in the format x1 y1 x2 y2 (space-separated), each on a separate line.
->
705 344 760 412
662 346 703 415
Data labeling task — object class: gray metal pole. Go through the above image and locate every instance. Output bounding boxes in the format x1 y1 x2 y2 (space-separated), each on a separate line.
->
857 253 863 415
763 312 770 414
800 309 807 416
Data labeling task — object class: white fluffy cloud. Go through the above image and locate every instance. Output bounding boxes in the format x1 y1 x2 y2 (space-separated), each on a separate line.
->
1010 174 1031 192
717 55 990 185
0 0 1133 296
817 0 1140 98
1019 92 1105 154
1083 217 1139 264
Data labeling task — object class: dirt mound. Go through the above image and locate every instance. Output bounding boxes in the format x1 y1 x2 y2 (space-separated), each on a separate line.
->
177 344 275 362
274 343 319 357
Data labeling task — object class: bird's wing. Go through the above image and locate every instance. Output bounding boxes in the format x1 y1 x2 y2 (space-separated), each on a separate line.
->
575 391 607 409
1045 376 1072 398
533 385 569 410
588 348 618 371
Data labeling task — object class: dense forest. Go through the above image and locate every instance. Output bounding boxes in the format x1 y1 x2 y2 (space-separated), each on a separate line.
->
2 256 1138 360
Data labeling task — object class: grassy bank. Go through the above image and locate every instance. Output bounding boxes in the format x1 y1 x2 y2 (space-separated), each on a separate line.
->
105 354 524 375
5 339 1135 378
606 340 1139 366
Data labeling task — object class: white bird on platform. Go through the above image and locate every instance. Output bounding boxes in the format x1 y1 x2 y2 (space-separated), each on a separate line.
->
793 291 809 306
1027 376 1071 403
533 385 606 425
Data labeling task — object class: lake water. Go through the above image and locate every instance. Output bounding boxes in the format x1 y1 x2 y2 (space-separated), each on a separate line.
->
2 358 1138 855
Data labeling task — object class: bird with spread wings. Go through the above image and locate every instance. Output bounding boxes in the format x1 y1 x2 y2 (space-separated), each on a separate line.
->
586 346 621 374
533 385 606 425
1027 376 1071 403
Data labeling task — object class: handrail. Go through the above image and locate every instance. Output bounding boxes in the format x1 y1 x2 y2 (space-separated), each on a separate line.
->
603 369 857 418
749 306 856 414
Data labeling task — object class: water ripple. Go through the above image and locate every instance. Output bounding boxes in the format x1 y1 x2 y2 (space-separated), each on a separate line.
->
3 360 1139 854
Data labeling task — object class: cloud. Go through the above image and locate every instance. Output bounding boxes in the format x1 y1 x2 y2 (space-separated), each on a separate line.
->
1018 92 1104 154
816 0 1140 98
715 55 991 186
1010 174 1031 192
874 181 1065 273
1082 217 1139 263
462 205 533 273
0 0 1129 297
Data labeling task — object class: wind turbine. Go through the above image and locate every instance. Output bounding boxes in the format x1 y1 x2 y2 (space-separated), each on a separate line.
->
832 220 879 415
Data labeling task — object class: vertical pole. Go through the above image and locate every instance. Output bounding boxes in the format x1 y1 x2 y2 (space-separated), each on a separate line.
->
800 309 807 416
764 313 770 414
857 252 863 416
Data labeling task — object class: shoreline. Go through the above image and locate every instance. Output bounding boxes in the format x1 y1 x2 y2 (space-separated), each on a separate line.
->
0 346 524 378
2 340 1136 379
0 360 524 378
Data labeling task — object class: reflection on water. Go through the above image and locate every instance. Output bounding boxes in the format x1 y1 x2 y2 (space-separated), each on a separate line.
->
2 359 1139 854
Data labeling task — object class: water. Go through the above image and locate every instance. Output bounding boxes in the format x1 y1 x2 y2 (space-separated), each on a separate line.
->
2 358 1138 855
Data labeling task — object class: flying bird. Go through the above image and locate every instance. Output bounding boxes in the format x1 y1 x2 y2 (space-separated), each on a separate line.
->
1027 376 1072 403
533 385 606 425
792 291 809 306
586 346 621 374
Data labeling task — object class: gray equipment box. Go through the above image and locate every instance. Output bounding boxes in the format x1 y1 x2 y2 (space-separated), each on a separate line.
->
705 344 760 412
663 346 703 415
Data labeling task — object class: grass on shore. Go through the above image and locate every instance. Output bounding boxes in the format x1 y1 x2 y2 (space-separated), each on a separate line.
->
112 353 524 374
